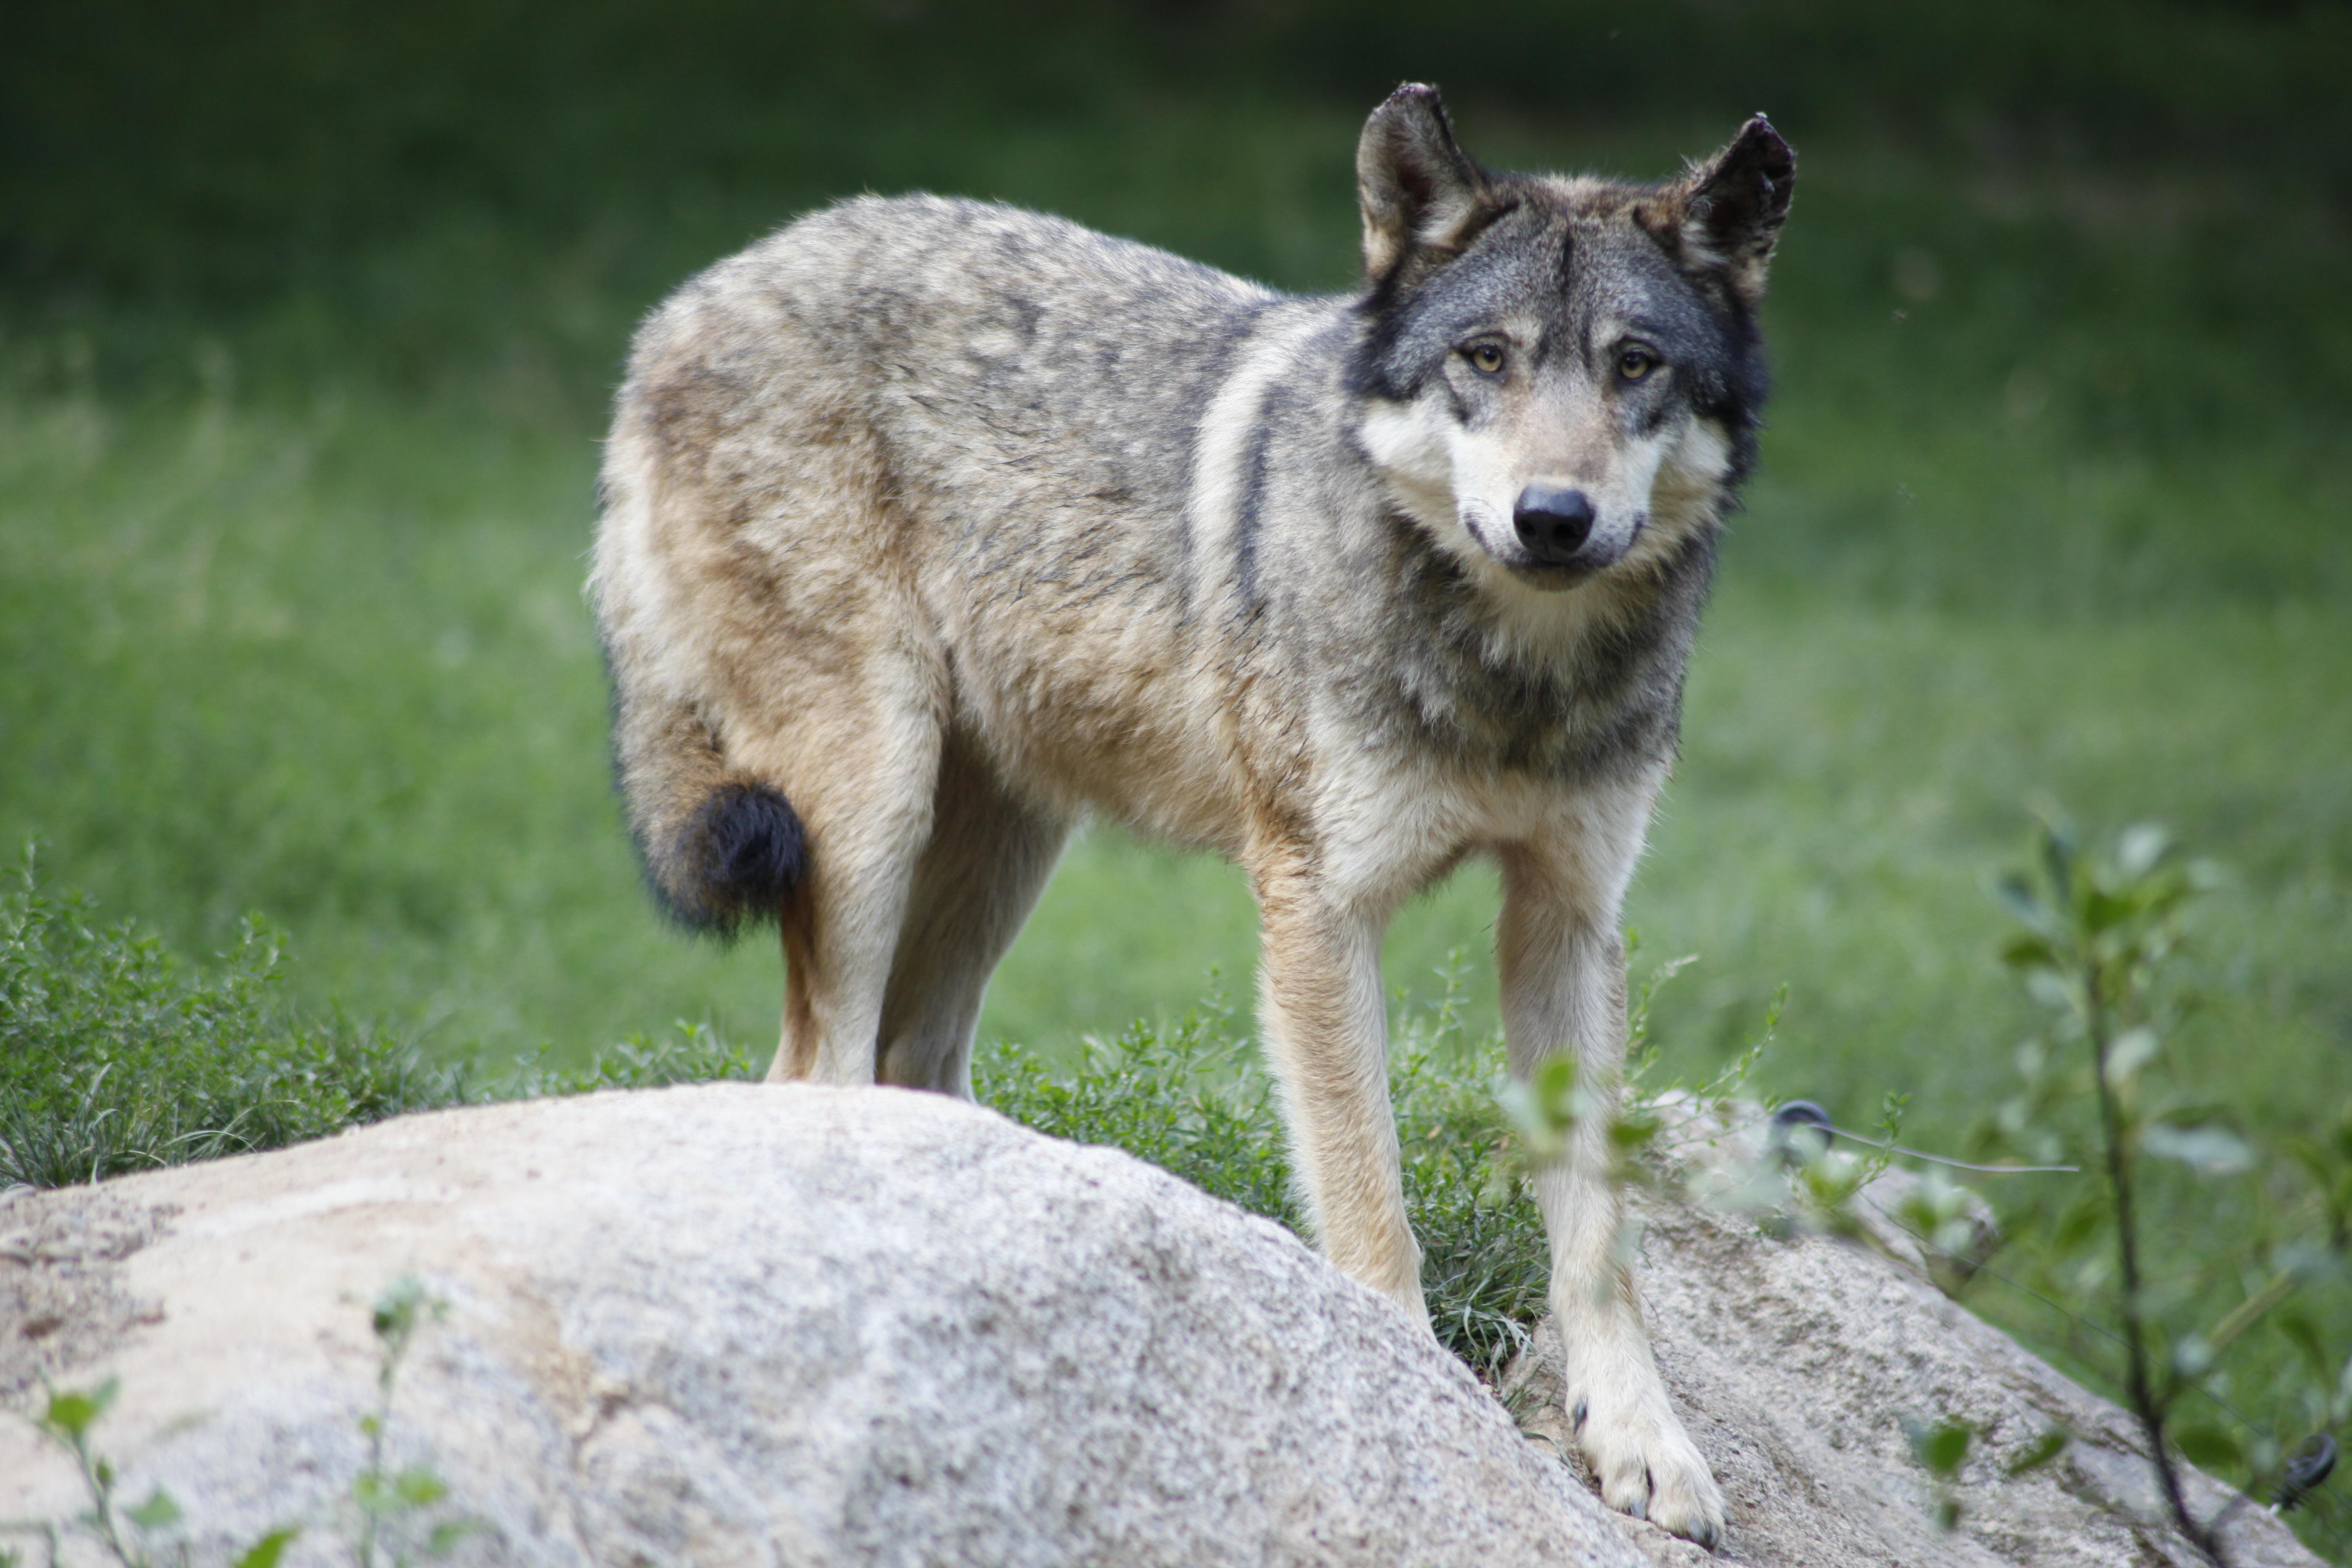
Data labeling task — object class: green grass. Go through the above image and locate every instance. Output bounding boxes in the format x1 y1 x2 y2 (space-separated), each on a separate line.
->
0 851 462 1189
6 116 2343 1119
0 851 1550 1381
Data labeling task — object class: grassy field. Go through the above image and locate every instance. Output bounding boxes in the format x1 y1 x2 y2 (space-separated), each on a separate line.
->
3 0 2348 1549
6 100 2342 1128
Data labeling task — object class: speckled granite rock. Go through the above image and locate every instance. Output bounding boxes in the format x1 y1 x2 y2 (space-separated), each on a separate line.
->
0 1084 1644 1568
1506 1167 2320 1567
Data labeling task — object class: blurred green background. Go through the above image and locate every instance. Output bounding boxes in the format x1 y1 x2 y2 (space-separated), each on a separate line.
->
3 2 2346 1156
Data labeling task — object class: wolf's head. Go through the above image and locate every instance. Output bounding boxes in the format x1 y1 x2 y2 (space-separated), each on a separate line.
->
1350 85 1793 595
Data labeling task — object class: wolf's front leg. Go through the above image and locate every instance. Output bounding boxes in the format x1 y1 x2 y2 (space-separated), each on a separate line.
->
1498 840 1724 1549
1249 854 1422 1314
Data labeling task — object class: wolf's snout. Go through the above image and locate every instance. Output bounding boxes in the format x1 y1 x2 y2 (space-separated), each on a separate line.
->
1513 484 1596 567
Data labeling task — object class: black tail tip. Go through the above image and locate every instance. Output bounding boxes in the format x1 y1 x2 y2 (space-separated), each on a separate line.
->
661 782 807 936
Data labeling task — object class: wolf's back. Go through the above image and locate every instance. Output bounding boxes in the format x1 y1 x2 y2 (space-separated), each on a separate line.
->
590 194 1292 930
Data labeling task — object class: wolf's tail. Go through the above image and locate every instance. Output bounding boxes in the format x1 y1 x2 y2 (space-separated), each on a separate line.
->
607 674 807 937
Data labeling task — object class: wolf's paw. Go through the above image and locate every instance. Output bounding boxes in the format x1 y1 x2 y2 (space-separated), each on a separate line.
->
1567 1363 1725 1549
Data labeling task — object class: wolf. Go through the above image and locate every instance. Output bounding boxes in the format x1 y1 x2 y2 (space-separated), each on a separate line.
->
592 84 1792 1545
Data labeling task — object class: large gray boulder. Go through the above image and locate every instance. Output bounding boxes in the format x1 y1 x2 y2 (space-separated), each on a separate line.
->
0 1085 2321 1567
0 1084 1644 1568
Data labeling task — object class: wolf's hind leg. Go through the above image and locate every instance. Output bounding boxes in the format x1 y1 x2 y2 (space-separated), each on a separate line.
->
1498 836 1724 1548
1248 851 1422 1314
755 663 946 1088
873 731 1070 1096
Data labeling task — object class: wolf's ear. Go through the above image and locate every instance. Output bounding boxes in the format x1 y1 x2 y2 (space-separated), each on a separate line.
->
1642 115 1795 308
1357 84 1493 286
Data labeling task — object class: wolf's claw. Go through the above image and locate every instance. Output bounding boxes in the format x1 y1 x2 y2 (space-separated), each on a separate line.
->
1568 1354 1725 1547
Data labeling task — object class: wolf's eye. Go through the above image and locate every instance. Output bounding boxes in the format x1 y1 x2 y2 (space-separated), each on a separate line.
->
1617 346 1661 382
1466 343 1507 376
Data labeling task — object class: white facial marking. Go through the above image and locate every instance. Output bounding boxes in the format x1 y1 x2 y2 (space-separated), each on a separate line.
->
1363 379 1688 579
1357 398 1494 576
1358 366 1740 674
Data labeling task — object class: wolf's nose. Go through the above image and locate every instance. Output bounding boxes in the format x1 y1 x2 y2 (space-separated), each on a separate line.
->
1512 484 1595 567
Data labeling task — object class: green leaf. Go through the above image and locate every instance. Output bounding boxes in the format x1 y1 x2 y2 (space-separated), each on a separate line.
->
2051 1194 2106 1255
124 1486 182 1530
2081 887 2138 936
2037 820 2078 905
1993 874 2050 932
41 1377 120 1440
1999 933 2058 972
2004 1428 2070 1475
2023 969 2075 1012
2012 1039 2048 1082
2171 1421 2246 1472
2275 1305 2330 1379
232 1527 301 1568
393 1467 449 1506
2116 823 2170 880
1607 1112 1659 1151
2285 1137 2337 1197
1497 1055 1591 1165
373 1274 426 1343
1532 1055 1578 1110
424 1520 481 1556
2141 1121 2253 1173
2102 1028 2160 1089
1903 1417 1974 1477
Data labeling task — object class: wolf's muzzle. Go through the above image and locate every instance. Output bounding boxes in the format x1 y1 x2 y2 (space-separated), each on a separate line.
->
1513 483 1596 567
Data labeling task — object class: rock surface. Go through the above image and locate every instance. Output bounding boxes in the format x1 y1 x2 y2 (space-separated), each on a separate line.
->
0 1085 2323 1567
1503 1101 2321 1567
0 1085 1643 1568
1510 1204 2318 1567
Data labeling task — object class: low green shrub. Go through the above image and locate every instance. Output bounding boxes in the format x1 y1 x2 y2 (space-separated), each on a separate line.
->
506 1021 760 1097
0 849 787 1193
0 849 464 1190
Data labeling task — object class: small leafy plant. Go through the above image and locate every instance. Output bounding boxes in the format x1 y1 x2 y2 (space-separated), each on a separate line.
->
1902 1416 1976 1532
1895 1415 2072 1536
2 1277 469 1568
1980 817 2351 1563
0 1377 292 1568
341 1278 475 1568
